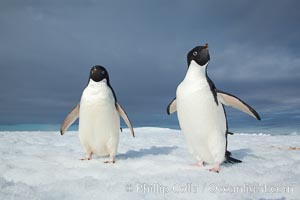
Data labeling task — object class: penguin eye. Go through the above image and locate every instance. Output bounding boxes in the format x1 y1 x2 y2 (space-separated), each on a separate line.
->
193 51 198 56
101 71 105 75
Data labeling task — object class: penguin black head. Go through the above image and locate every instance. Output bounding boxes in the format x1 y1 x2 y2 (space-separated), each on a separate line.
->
187 44 210 66
89 65 109 82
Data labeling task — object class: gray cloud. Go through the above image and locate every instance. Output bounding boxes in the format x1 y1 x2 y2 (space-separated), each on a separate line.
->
0 0 299 128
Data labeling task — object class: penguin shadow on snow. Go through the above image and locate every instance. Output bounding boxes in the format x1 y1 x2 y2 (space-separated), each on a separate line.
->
117 146 178 160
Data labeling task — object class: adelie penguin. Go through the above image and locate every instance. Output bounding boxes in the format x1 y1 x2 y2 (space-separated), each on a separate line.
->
167 44 261 173
60 65 134 163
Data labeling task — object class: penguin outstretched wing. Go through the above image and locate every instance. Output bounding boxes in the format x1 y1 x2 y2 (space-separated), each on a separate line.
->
60 102 135 137
207 76 261 120
216 90 261 120
167 98 177 115
116 102 135 137
60 103 80 135
166 78 261 121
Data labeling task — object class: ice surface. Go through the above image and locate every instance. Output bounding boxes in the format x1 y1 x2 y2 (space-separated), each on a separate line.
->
0 128 299 199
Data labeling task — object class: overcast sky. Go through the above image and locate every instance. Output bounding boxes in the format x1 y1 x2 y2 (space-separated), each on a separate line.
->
0 0 299 127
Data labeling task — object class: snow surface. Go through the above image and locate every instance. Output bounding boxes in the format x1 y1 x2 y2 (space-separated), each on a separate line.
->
0 128 299 200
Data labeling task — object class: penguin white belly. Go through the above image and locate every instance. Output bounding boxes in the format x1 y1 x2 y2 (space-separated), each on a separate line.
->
176 81 226 164
78 83 120 157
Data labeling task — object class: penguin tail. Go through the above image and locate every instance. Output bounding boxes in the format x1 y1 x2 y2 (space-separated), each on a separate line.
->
224 151 242 164
227 131 234 135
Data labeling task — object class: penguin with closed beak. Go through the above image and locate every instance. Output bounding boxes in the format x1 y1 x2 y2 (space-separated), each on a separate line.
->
60 65 134 163
167 44 260 172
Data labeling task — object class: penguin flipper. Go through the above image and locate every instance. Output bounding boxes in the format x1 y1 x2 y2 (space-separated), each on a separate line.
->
60 103 80 135
116 102 135 137
167 98 177 115
217 90 261 120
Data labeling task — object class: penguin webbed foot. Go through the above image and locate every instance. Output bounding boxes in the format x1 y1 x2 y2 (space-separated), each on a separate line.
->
209 163 220 173
104 160 116 164
80 153 92 160
209 168 219 173
104 155 116 164
80 157 92 161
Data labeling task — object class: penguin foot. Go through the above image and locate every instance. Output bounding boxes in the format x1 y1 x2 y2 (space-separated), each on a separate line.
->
80 152 92 160
80 157 92 160
209 168 220 173
191 160 204 168
104 156 115 164
104 160 116 164
209 163 220 173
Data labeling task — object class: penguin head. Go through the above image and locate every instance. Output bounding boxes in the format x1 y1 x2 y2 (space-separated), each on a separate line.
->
187 44 210 66
89 65 109 82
